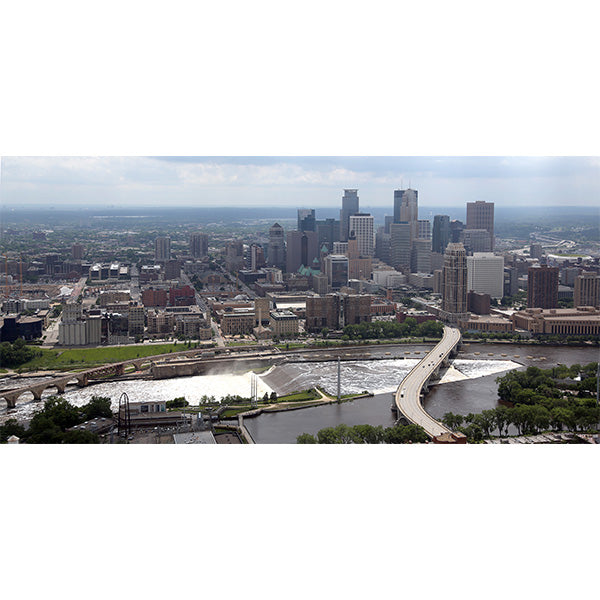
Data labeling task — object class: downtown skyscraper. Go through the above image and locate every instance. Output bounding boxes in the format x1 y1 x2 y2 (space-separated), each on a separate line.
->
466 201 495 250
340 189 359 242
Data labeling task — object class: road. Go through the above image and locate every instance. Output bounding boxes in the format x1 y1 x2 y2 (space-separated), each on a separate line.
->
395 325 461 438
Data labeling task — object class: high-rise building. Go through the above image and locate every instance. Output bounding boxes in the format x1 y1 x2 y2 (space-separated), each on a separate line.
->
504 266 519 297
529 244 544 260
574 271 600 308
466 201 494 250
316 218 340 252
432 215 450 254
249 244 265 271
384 215 394 234
393 189 418 242
225 241 245 272
189 233 209 258
375 229 391 264
340 189 359 241
461 229 492 253
297 209 316 232
467 253 504 299
349 213 374 257
286 230 319 273
390 222 411 270
155 237 171 261
449 219 464 243
71 243 84 260
417 219 431 240
442 243 468 318
268 223 286 270
410 239 432 274
528 265 559 309
323 254 349 289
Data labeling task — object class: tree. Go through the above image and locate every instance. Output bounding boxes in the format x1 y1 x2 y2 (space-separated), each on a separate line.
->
269 391 278 402
352 424 384 444
0 419 26 443
62 430 99 444
296 433 317 444
317 427 341 444
81 396 113 420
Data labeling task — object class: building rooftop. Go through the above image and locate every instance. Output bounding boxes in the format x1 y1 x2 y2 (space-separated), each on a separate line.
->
173 431 216 444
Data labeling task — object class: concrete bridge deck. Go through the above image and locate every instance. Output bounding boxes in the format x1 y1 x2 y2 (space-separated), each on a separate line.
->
394 325 462 438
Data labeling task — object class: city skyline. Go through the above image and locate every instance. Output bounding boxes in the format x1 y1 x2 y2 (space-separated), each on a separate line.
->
1 156 598 209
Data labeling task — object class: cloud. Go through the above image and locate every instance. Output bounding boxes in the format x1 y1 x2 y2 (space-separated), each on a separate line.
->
1 156 598 207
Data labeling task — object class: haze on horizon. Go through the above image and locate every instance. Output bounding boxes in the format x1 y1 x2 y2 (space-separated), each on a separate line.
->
1 156 598 210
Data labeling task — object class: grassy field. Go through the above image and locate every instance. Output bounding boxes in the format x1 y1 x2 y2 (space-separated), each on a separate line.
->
18 343 186 371
277 389 321 402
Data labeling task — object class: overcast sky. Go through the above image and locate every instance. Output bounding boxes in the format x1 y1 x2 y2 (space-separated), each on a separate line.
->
1 156 598 209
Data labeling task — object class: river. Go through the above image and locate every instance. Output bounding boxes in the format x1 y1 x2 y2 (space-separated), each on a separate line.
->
1 343 597 442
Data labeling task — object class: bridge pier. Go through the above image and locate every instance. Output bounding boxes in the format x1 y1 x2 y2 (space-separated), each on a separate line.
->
31 387 44 401
76 374 89 387
4 394 18 409
55 381 67 394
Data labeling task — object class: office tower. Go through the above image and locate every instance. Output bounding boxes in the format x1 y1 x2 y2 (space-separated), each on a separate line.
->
390 222 411 270
164 260 181 280
154 236 171 261
225 241 245 272
250 244 265 271
504 266 519 297
410 238 432 274
529 244 543 260
442 243 468 316
449 219 464 243
349 213 374 257
340 189 359 241
286 230 319 273
71 243 84 260
189 233 209 258
466 253 504 299
417 219 431 240
393 189 418 242
527 265 559 308
560 267 580 286
324 255 349 289
384 215 394 234
268 223 286 270
316 218 341 252
574 271 600 307
461 229 492 253
432 215 451 254
466 201 494 250
297 209 316 232
375 229 391 264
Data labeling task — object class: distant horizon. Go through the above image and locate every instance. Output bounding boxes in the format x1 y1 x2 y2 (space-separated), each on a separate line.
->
2 157 599 209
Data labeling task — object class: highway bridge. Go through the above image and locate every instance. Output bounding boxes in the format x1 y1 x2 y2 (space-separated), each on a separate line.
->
394 325 462 439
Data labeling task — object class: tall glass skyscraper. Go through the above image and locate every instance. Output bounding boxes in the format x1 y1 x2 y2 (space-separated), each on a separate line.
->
340 189 359 241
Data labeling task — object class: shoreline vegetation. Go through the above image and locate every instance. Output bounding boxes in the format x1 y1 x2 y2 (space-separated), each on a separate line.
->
1 333 597 375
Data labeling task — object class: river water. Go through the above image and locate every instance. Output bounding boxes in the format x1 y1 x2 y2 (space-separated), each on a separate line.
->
1 343 597 442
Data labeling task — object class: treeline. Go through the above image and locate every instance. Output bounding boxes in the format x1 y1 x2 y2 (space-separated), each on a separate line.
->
342 318 443 341
0 396 113 444
0 338 42 368
442 363 599 442
297 422 429 444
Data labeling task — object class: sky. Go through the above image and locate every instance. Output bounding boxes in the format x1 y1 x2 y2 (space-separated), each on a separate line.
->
1 156 598 209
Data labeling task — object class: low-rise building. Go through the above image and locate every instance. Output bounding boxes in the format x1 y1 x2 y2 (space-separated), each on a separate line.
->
512 306 600 336
269 309 299 337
